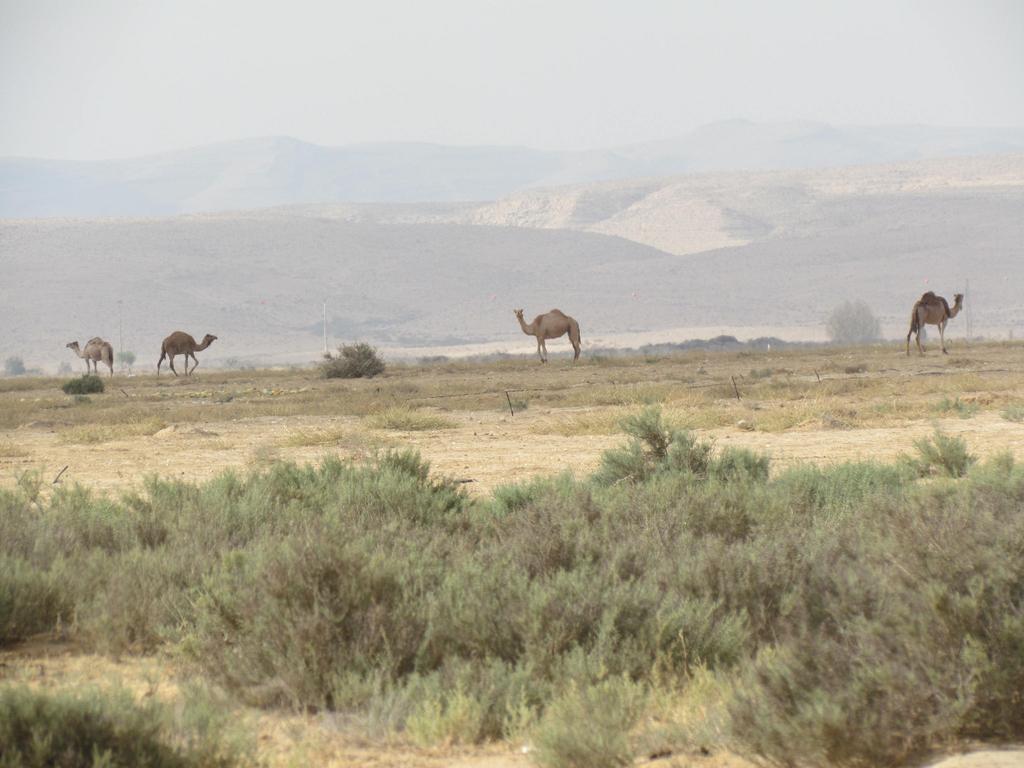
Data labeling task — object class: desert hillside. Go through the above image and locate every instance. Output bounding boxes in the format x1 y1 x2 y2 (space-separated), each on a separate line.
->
2 154 1022 370
4 121 1024 218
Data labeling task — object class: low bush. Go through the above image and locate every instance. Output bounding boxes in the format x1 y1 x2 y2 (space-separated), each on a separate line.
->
0 685 252 768
1002 404 1024 422
321 342 385 379
3 411 1022 765
905 428 977 478
533 677 646 768
62 374 104 394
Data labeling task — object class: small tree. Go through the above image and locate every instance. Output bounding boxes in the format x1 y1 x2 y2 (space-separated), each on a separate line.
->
826 300 881 344
320 342 385 379
4 357 25 376
116 351 136 372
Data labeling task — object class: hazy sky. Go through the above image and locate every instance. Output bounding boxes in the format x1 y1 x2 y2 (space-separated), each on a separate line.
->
2 0 1022 160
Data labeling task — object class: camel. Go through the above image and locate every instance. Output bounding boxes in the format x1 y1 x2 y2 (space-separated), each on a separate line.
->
906 291 963 356
514 308 581 363
66 337 114 377
157 331 217 376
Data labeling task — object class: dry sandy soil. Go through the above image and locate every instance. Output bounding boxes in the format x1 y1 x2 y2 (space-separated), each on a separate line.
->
3 341 1024 766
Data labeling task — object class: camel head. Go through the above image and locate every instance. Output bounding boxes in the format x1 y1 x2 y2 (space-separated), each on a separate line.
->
66 341 79 350
953 293 964 307
202 334 218 345
513 309 524 320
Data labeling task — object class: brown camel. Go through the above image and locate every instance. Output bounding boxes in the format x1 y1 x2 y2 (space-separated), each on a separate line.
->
66 337 114 377
157 331 217 376
514 308 581 363
906 291 963 356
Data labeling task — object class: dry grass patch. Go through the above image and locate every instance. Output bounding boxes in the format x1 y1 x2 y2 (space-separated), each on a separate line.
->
365 407 457 431
59 417 168 444
282 426 390 451
0 440 29 458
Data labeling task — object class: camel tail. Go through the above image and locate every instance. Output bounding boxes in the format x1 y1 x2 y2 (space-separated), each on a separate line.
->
908 303 920 335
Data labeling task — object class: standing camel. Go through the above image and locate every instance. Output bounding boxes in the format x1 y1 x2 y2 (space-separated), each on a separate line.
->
514 309 581 363
66 338 114 377
906 291 963 356
157 331 218 376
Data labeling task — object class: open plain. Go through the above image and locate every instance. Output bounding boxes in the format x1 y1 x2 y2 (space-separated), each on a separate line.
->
3 341 1024 495
3 341 1024 766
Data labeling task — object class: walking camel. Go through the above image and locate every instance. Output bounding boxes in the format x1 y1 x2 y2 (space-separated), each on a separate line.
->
157 331 218 376
906 291 963 356
66 338 114 377
514 309 582 363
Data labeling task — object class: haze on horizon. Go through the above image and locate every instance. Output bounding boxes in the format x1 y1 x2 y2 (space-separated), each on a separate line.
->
2 0 1023 162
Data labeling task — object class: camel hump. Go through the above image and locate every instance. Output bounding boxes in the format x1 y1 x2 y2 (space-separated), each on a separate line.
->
919 291 937 302
548 309 567 317
87 336 104 345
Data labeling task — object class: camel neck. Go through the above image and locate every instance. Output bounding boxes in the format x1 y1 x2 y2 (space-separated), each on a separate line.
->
516 316 534 335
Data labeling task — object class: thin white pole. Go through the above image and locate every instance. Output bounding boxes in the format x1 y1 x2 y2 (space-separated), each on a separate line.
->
322 300 328 355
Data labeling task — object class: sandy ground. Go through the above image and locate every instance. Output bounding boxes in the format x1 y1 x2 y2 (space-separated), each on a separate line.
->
3 407 1023 498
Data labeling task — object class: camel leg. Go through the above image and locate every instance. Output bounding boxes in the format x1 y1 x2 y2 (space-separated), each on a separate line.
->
536 338 544 363
157 351 165 376
188 352 199 375
939 320 948 354
168 354 179 377
540 339 548 363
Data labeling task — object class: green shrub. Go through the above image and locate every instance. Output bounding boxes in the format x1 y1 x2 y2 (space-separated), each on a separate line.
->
532 678 646 768
933 396 979 418
595 407 762 485
0 556 69 645
905 429 977 478
0 685 251 768
4 414 1024 764
62 374 105 394
1001 404 1024 422
320 342 385 379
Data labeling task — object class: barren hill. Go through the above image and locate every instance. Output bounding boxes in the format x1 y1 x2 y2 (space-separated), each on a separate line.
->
4 122 1024 218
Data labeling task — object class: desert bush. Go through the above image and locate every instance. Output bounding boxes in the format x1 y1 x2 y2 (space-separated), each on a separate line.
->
1001 404 1024 422
0 555 69 645
0 685 252 768
62 374 105 394
826 300 881 344
4 414 1023 764
933 396 979 418
320 342 385 379
905 429 977 478
595 407 763 485
532 678 646 768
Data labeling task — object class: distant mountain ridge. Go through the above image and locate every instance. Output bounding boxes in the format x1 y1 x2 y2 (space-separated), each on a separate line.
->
3 121 1024 217
3 153 1022 369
